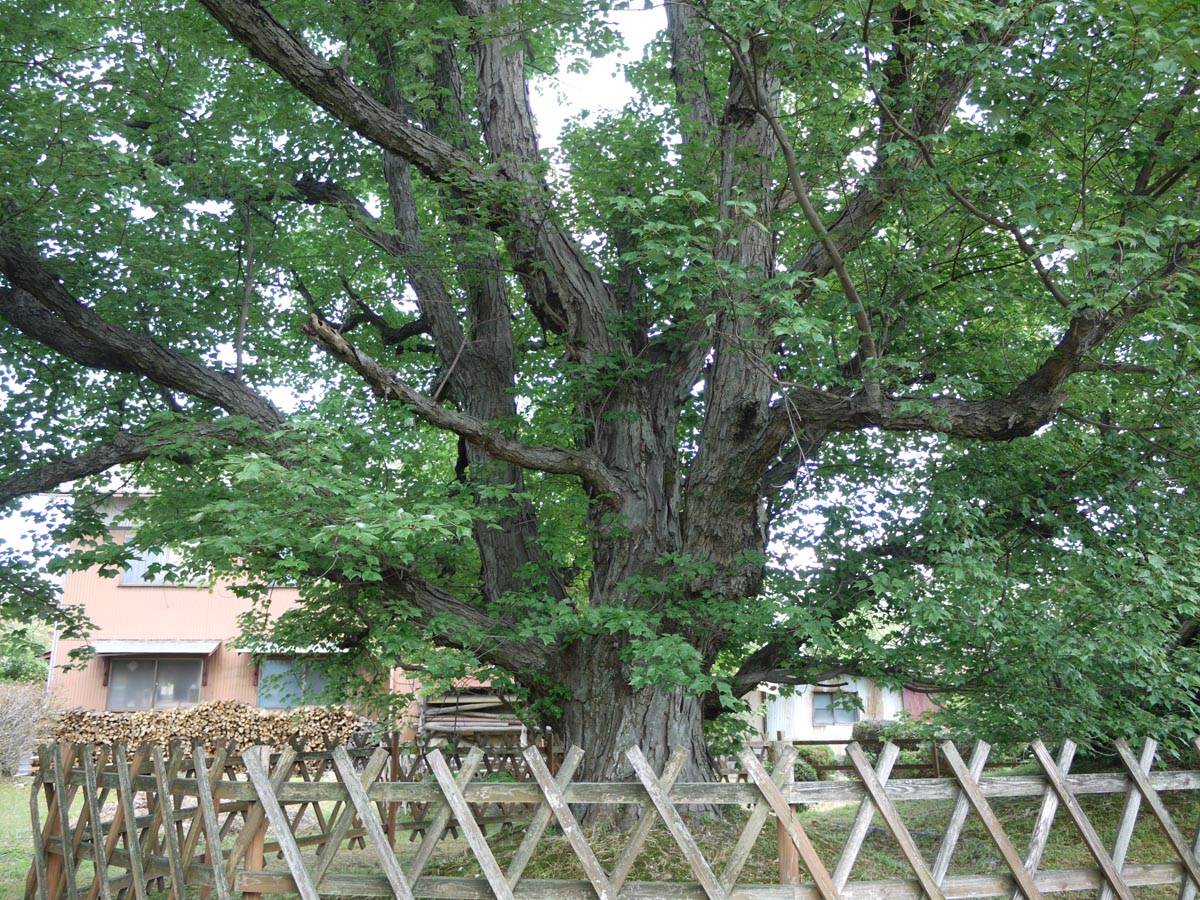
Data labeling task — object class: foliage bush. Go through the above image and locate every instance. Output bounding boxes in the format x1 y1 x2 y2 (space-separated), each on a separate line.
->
793 744 835 783
0 683 56 775
0 622 50 684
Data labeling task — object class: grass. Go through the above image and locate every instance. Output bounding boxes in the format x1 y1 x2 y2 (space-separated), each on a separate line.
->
2 779 36 900
6 774 1200 900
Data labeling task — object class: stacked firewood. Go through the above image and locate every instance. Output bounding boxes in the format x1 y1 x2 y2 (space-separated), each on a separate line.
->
49 700 375 750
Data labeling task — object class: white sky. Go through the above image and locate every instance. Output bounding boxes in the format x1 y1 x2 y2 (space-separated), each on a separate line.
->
532 5 664 147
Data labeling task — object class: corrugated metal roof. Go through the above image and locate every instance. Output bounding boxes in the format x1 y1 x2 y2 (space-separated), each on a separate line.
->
91 640 221 656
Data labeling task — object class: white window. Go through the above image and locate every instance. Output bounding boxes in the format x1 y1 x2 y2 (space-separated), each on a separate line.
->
119 546 174 585
257 658 331 708
107 658 203 709
812 690 860 726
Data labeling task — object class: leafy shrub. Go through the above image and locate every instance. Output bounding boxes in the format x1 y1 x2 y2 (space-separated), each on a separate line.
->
793 754 819 783
793 744 834 782
851 719 893 747
0 682 56 775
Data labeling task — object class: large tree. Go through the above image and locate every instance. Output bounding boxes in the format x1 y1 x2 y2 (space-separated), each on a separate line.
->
2 0 1199 777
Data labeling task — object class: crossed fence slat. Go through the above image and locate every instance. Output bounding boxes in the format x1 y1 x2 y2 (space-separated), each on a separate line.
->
1098 739 1155 900
27 737 1200 900
1014 739 1077 900
847 741 946 900
740 746 840 900
81 747 114 900
506 745 585 888
941 741 1043 900
930 739 990 892
628 745 729 900
1114 738 1200 892
1030 738 1137 900
193 744 233 900
722 744 795 892
426 749 515 900
831 741 898 891
1182 738 1200 900
151 746 187 900
407 746 485 882
332 745 415 900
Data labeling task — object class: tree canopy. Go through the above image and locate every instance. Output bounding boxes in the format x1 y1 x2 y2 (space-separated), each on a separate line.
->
2 0 1199 773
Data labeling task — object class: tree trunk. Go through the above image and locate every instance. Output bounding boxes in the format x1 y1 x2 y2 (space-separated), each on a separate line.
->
552 637 717 785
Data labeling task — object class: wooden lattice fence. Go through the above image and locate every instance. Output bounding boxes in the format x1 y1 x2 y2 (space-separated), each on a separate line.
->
26 736 1200 900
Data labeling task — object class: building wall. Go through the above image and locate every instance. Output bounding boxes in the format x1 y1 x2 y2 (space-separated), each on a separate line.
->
761 676 908 744
50 527 304 710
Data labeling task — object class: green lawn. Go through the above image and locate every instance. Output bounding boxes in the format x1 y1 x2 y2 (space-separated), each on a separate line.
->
1 779 35 900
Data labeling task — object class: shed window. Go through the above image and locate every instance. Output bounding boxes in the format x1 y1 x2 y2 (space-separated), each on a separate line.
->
812 690 860 726
107 658 203 710
257 658 330 708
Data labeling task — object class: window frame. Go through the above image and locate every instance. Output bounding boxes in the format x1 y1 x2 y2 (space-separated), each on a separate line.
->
255 656 332 709
811 689 861 727
113 529 203 587
105 656 205 710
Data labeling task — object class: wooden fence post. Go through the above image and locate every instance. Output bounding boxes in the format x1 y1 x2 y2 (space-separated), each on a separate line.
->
239 804 268 900
773 742 801 886
387 732 400 849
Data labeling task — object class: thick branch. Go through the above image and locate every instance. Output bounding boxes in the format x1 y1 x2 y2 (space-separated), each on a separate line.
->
726 644 852 700
196 0 487 189
776 385 1068 440
665 1 716 145
302 315 625 499
196 0 617 347
0 240 282 427
378 564 553 673
0 423 242 505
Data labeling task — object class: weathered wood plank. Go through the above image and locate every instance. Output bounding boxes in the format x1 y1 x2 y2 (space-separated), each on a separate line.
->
332 745 415 900
523 745 616 900
28 759 50 900
192 745 232 900
614 746 689 890
507 746 585 889
242 747 322 900
845 742 943 900
176 745 226 890
1098 740 1155 900
723 746 795 893
1013 740 1075 900
427 749 515 900
1112 738 1200 892
225 746 297 882
739 747 840 900
80 747 113 900
1178 737 1200 900
233 861 1192 900
87 745 130 900
630 745 729 900
49 745 80 900
833 743 898 891
930 741 989 892
311 746 392 887
408 747 486 884
1029 739 1134 900
940 741 1041 900
132 768 1200 806
113 745 149 900
151 747 187 900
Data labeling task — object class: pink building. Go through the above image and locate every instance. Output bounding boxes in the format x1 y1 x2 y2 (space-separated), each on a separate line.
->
48 520 323 710
45 499 430 714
